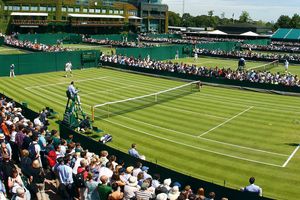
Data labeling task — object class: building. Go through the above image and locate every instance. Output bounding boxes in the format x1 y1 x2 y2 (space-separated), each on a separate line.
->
0 0 168 34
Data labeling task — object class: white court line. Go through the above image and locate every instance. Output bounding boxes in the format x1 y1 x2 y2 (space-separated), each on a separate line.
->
198 106 254 137
25 76 108 90
97 113 288 157
103 118 283 168
80 85 134 97
282 144 300 167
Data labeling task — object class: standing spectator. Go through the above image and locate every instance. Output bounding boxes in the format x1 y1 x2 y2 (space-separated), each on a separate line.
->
29 160 46 200
108 182 123 200
98 175 112 200
242 177 262 196
10 64 15 78
56 157 74 200
284 59 289 72
124 176 140 200
86 172 100 200
20 150 32 177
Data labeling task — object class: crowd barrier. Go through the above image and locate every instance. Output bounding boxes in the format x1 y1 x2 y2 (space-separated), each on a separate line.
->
0 50 99 77
243 39 271 46
116 45 191 60
101 62 300 93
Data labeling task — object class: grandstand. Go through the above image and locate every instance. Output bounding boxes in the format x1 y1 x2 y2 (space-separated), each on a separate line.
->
272 28 300 41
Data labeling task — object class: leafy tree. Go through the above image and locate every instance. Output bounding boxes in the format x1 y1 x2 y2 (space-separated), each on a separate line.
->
275 15 291 28
290 14 300 28
208 10 214 17
239 11 252 23
168 11 181 26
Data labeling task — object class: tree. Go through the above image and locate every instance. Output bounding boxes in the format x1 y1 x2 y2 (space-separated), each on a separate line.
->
239 11 252 23
220 12 225 19
182 13 195 27
275 15 291 28
168 11 182 26
208 10 214 17
290 14 300 28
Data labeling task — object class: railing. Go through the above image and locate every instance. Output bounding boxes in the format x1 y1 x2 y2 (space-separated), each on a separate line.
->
11 20 48 25
70 20 125 26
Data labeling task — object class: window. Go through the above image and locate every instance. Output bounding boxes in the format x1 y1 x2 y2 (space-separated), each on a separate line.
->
109 10 113 14
120 10 124 14
61 7 67 12
114 10 119 14
40 6 47 11
89 9 94 13
13 6 20 11
68 7 74 12
31 6 38 11
22 6 30 11
102 9 106 14
52 7 56 11
95 9 100 13
47 7 52 11
8 6 13 11
75 8 80 12
4 6 8 11
83 8 88 13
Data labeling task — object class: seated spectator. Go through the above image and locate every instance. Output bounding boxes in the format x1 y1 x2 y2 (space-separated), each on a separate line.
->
135 182 155 200
168 186 180 200
98 175 112 200
108 182 123 200
124 176 140 200
241 176 262 196
205 191 216 200
8 168 31 199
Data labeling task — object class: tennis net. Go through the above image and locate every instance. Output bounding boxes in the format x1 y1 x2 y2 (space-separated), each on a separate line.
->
248 60 279 71
91 81 201 121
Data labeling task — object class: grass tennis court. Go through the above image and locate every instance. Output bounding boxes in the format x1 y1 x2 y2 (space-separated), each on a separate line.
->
1 68 300 199
62 43 116 55
0 46 28 54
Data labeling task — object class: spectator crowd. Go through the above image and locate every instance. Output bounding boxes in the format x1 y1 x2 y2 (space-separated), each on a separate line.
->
83 38 159 48
101 54 300 87
194 48 300 63
4 36 73 52
241 44 300 53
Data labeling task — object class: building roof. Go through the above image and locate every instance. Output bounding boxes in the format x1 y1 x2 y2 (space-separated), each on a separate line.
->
128 16 142 20
11 12 48 17
68 14 124 19
240 31 259 36
207 30 227 35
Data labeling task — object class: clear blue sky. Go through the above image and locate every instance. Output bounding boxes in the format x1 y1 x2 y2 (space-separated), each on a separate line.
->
162 0 300 22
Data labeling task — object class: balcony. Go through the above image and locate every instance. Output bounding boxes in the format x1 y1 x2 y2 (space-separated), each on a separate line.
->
70 20 125 27
11 19 48 26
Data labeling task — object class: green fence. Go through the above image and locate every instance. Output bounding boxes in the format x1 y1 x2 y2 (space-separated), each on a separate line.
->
91 34 138 42
243 39 271 46
0 50 99 77
0 36 4 46
17 33 81 45
195 41 239 52
116 45 191 60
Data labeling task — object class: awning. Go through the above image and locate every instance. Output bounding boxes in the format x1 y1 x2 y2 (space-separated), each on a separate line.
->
207 30 227 35
20 25 39 28
68 14 124 19
240 31 259 36
128 16 142 20
11 12 48 17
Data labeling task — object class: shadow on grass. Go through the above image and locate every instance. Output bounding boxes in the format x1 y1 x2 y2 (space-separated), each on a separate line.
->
285 143 299 147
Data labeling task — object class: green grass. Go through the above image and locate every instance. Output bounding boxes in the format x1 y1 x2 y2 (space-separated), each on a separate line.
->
0 46 28 54
62 43 116 55
1 68 300 199
170 57 300 76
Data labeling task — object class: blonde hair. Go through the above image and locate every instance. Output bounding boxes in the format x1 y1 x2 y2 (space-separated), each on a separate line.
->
32 159 40 168
21 149 29 157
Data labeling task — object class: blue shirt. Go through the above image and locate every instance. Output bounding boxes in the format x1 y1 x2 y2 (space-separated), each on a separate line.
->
128 148 140 158
38 135 46 152
244 184 262 195
68 84 78 97
57 164 73 185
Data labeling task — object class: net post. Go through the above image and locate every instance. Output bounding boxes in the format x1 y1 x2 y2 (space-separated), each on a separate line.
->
91 106 95 121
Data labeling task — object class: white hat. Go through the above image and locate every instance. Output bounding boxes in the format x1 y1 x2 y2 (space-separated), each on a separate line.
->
13 117 19 124
168 186 180 200
156 193 168 200
128 176 138 187
0 133 5 140
163 178 171 186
